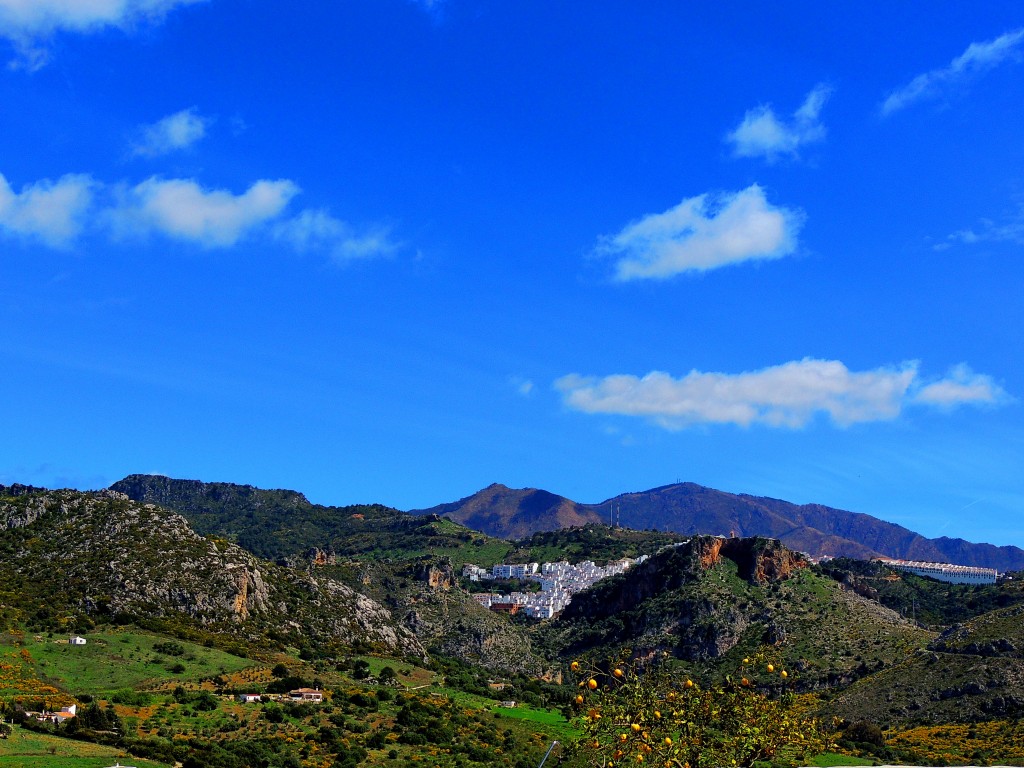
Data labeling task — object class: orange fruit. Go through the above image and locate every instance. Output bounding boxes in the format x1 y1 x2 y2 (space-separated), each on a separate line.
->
571 661 580 671
684 679 693 688
664 737 672 746
766 664 774 673
631 723 641 732
614 668 624 678
575 695 584 705
588 679 598 690
780 670 788 678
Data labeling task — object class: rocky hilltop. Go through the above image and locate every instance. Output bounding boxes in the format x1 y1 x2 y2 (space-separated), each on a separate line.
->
0 487 424 659
538 535 933 693
413 482 1024 571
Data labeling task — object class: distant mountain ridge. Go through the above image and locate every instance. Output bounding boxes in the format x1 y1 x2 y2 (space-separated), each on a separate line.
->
412 481 1024 571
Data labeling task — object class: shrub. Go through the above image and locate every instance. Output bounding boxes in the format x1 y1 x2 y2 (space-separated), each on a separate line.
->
567 652 832 768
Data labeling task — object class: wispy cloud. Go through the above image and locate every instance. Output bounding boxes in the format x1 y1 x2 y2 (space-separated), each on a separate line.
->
2 168 400 261
132 107 210 157
725 84 832 161
0 0 207 69
0 172 95 247
408 0 445 19
881 28 1024 116
935 204 1024 250
274 209 401 263
598 184 803 280
508 377 534 397
556 359 1009 430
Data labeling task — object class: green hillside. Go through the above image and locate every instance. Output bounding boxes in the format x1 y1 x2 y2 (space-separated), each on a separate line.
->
0 488 424 659
536 536 932 693
109 475 514 567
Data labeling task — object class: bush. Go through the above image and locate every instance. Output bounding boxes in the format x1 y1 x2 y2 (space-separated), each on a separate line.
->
154 641 187 657
841 719 885 748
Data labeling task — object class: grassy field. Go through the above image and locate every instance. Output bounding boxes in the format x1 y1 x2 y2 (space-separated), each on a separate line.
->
493 704 578 739
0 629 256 697
807 753 875 767
0 724 170 767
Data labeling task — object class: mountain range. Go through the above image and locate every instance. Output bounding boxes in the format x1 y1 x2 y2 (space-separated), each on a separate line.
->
412 481 1024 571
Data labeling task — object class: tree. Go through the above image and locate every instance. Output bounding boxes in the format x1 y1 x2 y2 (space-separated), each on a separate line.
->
566 652 832 768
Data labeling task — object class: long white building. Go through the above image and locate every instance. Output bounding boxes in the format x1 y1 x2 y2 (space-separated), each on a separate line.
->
875 557 998 585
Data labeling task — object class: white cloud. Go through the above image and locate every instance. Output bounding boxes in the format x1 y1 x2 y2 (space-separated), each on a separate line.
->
0 0 206 68
914 364 1010 408
726 84 832 160
274 209 400 262
598 184 802 280
0 171 94 247
132 107 209 157
2 168 402 262
109 177 299 247
881 28 1024 116
556 358 1009 430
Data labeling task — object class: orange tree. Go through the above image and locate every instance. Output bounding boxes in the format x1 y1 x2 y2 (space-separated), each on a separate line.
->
565 652 832 768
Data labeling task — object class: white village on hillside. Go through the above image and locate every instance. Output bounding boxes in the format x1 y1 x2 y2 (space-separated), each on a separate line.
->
463 542 999 620
462 555 650 619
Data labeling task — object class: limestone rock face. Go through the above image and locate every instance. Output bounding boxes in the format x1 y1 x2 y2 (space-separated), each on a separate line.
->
415 558 455 590
0 489 425 659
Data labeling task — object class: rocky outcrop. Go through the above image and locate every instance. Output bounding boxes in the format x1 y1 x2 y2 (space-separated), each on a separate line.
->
414 558 455 590
0 489 425 659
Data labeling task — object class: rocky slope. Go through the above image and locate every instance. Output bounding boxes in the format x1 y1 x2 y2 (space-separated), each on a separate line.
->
321 556 546 676
537 536 932 691
413 482 1024 571
0 487 424 659
828 604 1024 725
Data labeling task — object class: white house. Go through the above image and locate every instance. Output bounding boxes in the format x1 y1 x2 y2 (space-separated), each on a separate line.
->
69 636 87 646
289 688 323 702
237 694 262 703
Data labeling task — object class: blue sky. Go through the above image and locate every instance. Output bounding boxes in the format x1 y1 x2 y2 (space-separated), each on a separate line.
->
2 1 1023 547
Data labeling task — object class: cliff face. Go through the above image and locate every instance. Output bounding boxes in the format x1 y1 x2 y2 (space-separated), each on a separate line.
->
544 537 807 661
0 488 425 659
558 536 806 624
